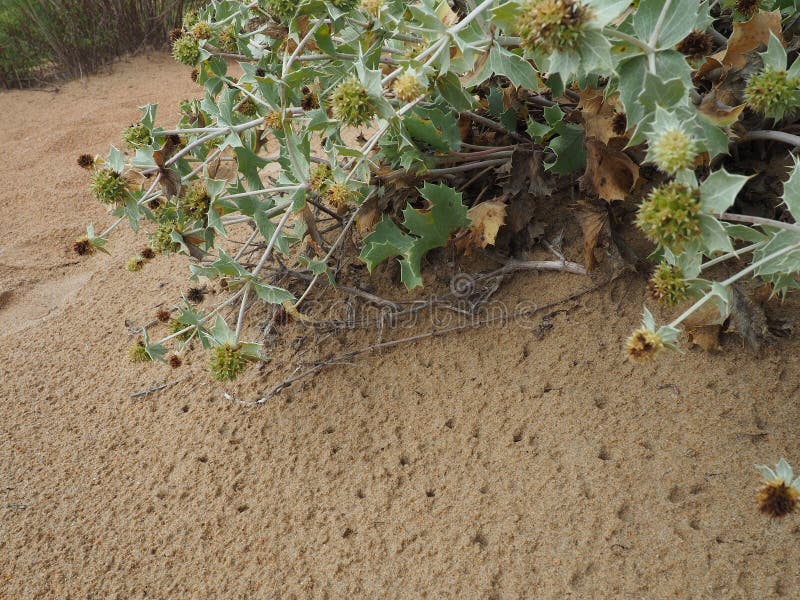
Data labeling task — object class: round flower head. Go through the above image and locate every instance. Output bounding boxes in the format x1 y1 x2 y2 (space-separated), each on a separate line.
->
744 68 799 121
636 183 702 250
625 328 664 362
309 163 332 193
326 182 356 211
518 0 588 54
263 111 284 130
128 342 150 363
90 168 127 205
126 255 145 272
186 287 205 303
168 354 183 368
756 459 800 518
330 77 377 127
393 72 426 103
266 0 295 21
169 318 191 341
210 344 248 381
676 30 714 60
182 8 200 29
191 21 212 40
149 223 181 254
169 28 184 43
123 123 152 150
611 112 627 136
140 246 156 260
77 154 94 169
238 97 258 116
73 237 94 256
172 35 201 66
735 0 759 18
651 128 697 174
217 26 238 53
182 180 210 221
156 308 172 323
648 263 689 306
361 0 383 17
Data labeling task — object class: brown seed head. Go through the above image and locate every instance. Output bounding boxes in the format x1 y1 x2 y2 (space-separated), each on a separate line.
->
169 28 184 43
625 328 664 362
77 154 94 169
735 0 759 17
168 354 183 368
140 247 156 260
611 112 627 136
676 30 714 59
757 480 799 518
73 237 94 256
186 287 205 303
156 309 172 323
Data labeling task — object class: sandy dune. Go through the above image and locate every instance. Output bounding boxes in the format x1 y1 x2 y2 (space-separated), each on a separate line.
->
1 53 799 598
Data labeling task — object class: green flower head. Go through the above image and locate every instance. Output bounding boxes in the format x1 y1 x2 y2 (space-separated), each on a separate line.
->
90 168 126 205
648 262 689 306
744 67 800 121
330 77 376 127
650 128 698 174
149 223 182 254
122 123 152 150
210 343 248 381
172 35 201 66
518 0 589 54
636 183 702 250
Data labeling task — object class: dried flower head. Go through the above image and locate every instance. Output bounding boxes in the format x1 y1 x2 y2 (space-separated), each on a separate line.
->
90 168 127 205
190 67 199 82
168 354 183 368
361 0 383 17
238 97 258 116
77 154 94 169
169 28 184 43
676 30 714 59
301 86 319 110
172 35 201 66
210 343 248 381
326 182 355 211
735 0 759 18
126 255 145 272
128 342 150 363
651 128 698 174
182 8 200 29
518 0 589 54
611 112 627 136
393 71 426 102
169 318 191 341
73 237 94 256
263 110 284 130
140 246 156 260
156 308 172 323
122 123 152 150
636 183 702 250
625 328 664 362
309 163 332 193
744 67 800 121
756 459 800 518
330 77 376 127
649 263 689 306
191 21 212 40
186 287 205 303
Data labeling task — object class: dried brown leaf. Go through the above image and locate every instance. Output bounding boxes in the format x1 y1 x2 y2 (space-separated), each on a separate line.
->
581 138 639 202
574 200 608 272
456 199 507 255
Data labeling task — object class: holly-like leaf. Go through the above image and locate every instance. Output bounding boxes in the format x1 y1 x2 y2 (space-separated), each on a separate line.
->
700 168 750 214
783 157 800 221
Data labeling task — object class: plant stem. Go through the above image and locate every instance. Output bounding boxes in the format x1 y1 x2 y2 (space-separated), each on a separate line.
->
603 28 655 54
741 130 800 147
720 212 800 234
667 239 800 329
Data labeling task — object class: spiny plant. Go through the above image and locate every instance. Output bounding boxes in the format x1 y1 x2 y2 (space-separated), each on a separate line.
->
77 0 800 382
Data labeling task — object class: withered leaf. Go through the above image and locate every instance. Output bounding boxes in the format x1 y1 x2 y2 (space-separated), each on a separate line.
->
574 200 609 272
581 138 639 202
456 199 507 255
577 87 623 145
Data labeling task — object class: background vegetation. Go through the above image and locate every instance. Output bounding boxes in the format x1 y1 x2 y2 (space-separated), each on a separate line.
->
0 0 199 87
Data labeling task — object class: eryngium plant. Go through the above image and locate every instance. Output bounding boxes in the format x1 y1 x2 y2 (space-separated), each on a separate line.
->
77 0 800 379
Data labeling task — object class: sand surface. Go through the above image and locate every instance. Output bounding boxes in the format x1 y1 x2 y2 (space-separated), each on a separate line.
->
1 52 800 598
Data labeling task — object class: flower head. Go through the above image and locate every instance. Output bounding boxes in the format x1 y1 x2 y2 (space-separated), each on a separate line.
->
210 343 248 381
238 97 258 116
393 71 426 103
123 123 152 150
744 67 799 121
156 309 172 323
191 21 212 40
140 247 156 260
330 77 376 127
648 262 689 306
756 459 800 518
77 154 94 169
182 180 210 221
149 223 181 254
126 255 145 272
735 0 759 18
169 318 191 341
326 182 356 211
361 0 383 17
90 168 127 205
172 35 201 66
169 28 184 43
676 30 714 60
636 183 702 250
625 328 664 362
309 163 332 193
128 342 150 363
611 112 627 136
263 110 284 130
168 354 183 368
73 237 94 256
217 26 238 53
266 0 296 21
651 128 698 174
518 0 589 54
186 287 205 303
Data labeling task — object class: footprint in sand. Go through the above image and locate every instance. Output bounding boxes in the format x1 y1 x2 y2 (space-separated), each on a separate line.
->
0 272 91 336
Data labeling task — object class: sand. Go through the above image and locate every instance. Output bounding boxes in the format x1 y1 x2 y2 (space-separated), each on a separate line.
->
1 52 799 599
